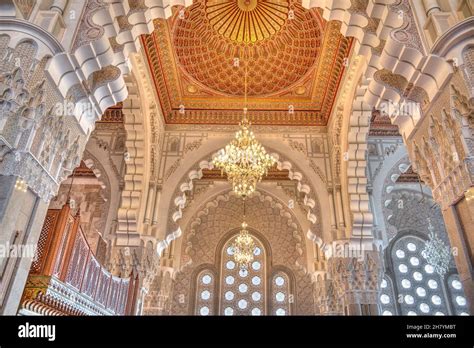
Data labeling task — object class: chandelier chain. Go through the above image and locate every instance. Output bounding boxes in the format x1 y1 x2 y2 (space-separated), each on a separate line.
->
243 50 248 121
212 53 276 198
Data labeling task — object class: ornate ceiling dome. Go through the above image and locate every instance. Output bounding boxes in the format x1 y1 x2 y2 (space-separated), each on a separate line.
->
173 0 322 96
142 0 351 125
206 0 289 43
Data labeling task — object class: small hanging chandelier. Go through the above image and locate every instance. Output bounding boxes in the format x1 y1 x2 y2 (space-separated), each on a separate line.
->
232 221 256 269
212 56 276 198
231 199 256 268
422 218 451 278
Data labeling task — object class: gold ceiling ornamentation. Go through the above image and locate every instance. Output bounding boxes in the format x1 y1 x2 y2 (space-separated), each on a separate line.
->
200 166 290 181
206 0 289 43
172 0 320 96
142 0 352 125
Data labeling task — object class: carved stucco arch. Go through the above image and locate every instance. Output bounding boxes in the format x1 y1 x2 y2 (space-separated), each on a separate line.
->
115 73 148 238
114 65 162 247
47 0 192 124
0 19 63 58
81 139 122 252
321 2 473 242
158 136 327 222
169 190 315 315
431 17 474 78
328 55 373 239
370 146 411 244
304 2 472 207
156 143 328 257
116 51 166 239
79 148 114 253
81 149 111 202
170 148 321 223
181 190 308 271
0 31 87 201
367 145 450 254
303 0 453 108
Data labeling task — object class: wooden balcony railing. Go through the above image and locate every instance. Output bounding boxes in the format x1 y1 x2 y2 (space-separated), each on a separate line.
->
19 202 139 316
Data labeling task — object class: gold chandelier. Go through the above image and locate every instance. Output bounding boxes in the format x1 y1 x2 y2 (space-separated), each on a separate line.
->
231 221 256 269
231 199 256 268
213 116 275 197
212 57 276 198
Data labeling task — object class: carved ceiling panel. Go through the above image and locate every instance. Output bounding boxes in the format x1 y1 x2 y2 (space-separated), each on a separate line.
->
369 109 400 137
142 0 352 126
395 166 421 183
201 166 290 180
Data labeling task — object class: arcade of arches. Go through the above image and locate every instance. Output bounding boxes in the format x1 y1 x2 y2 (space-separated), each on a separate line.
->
0 0 473 316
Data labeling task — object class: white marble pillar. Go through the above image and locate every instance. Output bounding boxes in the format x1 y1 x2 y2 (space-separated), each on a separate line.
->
0 0 16 17
335 187 345 229
328 189 337 229
0 175 49 314
144 185 155 225
152 189 162 226
422 0 453 46
423 0 441 16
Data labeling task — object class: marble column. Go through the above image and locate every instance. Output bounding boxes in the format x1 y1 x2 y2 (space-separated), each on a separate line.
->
50 0 68 15
152 189 162 226
423 0 441 16
0 20 92 313
144 184 155 225
334 186 346 239
0 0 15 17
327 189 337 238
0 175 49 314
422 0 452 45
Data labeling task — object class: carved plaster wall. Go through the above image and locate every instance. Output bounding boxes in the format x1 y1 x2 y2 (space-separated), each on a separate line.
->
0 35 86 202
169 191 315 315
409 71 474 209
153 133 331 261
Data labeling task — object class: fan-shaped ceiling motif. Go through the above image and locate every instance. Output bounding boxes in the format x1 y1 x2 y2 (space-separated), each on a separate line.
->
206 0 289 43
142 0 352 126
173 0 320 96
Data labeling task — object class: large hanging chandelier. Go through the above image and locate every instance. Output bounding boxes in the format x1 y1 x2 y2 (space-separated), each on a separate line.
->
212 57 276 198
231 221 256 269
213 116 275 197
422 218 451 278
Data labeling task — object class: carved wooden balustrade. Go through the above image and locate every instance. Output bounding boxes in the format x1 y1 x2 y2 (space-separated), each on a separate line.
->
19 203 139 315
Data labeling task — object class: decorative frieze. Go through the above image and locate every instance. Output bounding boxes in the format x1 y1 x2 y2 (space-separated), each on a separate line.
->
0 33 86 202
328 251 382 308
410 73 474 209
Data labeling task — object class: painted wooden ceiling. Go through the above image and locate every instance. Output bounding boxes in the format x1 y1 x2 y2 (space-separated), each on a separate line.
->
142 0 352 126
